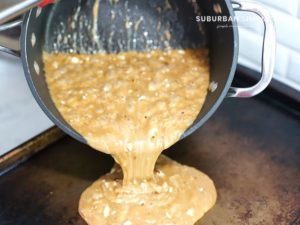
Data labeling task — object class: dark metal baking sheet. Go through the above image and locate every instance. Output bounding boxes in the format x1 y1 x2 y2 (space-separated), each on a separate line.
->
0 93 299 225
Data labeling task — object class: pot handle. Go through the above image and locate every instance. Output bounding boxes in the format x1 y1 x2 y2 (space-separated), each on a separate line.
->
0 0 56 25
0 0 42 25
0 20 22 57
227 0 276 98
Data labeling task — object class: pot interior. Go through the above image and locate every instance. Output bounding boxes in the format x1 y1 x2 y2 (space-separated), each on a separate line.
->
22 0 237 142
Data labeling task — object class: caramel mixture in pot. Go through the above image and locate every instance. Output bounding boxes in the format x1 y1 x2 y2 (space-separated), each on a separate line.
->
43 49 216 225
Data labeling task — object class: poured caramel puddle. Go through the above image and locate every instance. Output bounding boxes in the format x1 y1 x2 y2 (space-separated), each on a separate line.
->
43 49 216 225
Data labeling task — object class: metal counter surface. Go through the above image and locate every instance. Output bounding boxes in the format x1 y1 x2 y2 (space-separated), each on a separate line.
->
0 96 299 225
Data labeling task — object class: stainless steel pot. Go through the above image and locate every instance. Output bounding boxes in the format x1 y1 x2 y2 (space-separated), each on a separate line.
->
0 0 276 144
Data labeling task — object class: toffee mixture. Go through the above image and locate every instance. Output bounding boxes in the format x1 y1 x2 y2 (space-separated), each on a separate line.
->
43 48 216 225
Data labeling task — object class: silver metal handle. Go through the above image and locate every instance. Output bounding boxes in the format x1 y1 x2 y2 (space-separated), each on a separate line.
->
0 20 22 57
0 0 43 25
227 0 276 98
